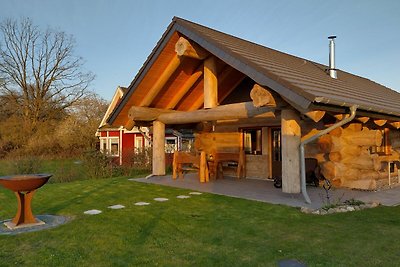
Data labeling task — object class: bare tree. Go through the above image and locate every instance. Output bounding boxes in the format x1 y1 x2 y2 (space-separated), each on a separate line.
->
0 18 94 130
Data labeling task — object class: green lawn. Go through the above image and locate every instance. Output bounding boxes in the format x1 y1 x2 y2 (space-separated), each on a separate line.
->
0 176 400 266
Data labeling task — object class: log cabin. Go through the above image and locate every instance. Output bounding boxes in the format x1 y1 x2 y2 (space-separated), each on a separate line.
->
106 17 400 202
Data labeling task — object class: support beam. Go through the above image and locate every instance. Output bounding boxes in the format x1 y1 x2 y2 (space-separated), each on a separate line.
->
390 122 400 129
250 84 277 108
203 57 218 108
281 109 301 193
304 110 326 122
334 114 350 120
129 106 178 122
152 121 166 175
374 119 387 126
188 66 245 111
175 37 209 60
165 67 203 109
139 55 181 106
356 117 370 123
125 119 135 131
128 102 275 125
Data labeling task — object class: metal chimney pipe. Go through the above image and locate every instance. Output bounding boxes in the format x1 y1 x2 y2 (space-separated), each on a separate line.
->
328 36 337 79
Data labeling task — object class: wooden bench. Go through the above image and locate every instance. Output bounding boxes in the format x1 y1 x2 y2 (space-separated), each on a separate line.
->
172 151 209 182
210 151 245 179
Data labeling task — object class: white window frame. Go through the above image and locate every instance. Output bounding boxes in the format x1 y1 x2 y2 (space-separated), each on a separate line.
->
165 136 178 153
99 137 120 157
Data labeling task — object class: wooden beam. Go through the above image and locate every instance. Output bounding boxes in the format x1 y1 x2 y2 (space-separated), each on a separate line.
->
188 66 245 111
175 37 209 60
165 67 203 109
139 55 181 106
125 119 135 131
304 110 326 122
152 121 165 175
250 84 277 108
356 117 370 123
281 109 301 193
334 114 350 120
203 57 218 108
390 122 400 129
374 119 387 126
129 106 178 122
128 102 275 125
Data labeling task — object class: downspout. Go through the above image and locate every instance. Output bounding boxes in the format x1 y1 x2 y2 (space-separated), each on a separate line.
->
300 105 358 204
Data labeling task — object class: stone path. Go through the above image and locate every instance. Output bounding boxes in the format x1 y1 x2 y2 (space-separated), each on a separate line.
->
83 191 203 215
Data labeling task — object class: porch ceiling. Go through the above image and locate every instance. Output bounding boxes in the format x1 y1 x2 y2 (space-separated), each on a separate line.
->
112 31 248 128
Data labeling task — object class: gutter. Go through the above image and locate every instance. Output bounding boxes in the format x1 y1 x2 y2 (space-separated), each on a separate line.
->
299 105 358 204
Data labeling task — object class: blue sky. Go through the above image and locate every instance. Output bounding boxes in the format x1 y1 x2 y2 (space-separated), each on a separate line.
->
1 0 399 100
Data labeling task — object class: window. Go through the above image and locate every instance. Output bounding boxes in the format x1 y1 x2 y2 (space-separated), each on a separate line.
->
100 137 119 157
165 137 178 153
134 136 143 154
370 128 390 155
242 128 262 155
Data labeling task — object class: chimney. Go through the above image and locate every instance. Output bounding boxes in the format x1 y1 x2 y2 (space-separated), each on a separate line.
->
328 36 337 79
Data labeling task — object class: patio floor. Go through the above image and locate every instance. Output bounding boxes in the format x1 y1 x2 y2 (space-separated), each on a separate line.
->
134 173 400 209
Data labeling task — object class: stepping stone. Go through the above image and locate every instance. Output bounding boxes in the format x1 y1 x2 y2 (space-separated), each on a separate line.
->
189 192 202 195
84 209 102 215
108 204 125 209
134 202 150 206
176 195 190 199
154 198 169 202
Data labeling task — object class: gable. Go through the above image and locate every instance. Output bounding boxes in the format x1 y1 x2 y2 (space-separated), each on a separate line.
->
108 17 400 128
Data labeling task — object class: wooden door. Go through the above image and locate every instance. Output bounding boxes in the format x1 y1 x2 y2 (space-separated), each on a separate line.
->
271 128 282 178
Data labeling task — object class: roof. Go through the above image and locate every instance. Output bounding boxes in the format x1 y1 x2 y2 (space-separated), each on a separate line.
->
108 17 400 126
97 86 127 129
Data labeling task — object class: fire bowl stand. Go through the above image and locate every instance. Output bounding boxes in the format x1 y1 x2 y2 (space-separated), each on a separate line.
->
4 190 45 230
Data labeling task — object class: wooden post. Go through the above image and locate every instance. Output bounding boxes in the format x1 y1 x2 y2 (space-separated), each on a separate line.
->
204 57 218 109
281 109 301 193
152 120 165 176
199 151 207 183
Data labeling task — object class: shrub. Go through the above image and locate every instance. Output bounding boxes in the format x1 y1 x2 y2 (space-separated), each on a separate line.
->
81 150 116 179
7 156 43 174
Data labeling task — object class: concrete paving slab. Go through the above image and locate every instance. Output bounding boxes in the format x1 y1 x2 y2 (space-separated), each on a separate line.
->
133 173 400 209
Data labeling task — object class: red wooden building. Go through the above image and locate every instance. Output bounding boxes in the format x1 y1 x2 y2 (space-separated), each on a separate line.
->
96 86 184 165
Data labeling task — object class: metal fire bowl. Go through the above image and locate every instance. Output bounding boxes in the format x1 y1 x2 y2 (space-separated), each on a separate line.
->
0 174 52 192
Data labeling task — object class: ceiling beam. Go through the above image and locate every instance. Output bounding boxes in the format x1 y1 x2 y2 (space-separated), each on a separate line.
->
138 54 182 107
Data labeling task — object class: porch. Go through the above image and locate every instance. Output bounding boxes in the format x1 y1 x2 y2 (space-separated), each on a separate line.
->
134 173 400 209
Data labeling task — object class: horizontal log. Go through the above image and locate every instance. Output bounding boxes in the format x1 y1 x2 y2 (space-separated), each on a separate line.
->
128 106 178 121
128 102 276 125
175 37 209 60
356 117 370 123
344 123 362 132
250 84 276 108
390 122 400 129
342 129 382 146
341 178 376 190
304 110 325 122
329 127 342 137
374 119 387 126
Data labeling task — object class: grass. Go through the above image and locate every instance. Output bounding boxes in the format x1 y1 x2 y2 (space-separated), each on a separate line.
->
0 175 400 266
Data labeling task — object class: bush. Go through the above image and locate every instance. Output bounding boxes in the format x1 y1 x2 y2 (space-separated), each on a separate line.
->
7 156 43 174
81 150 115 179
127 147 152 171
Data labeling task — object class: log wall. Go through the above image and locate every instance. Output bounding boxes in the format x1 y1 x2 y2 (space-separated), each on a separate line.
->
303 122 400 190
